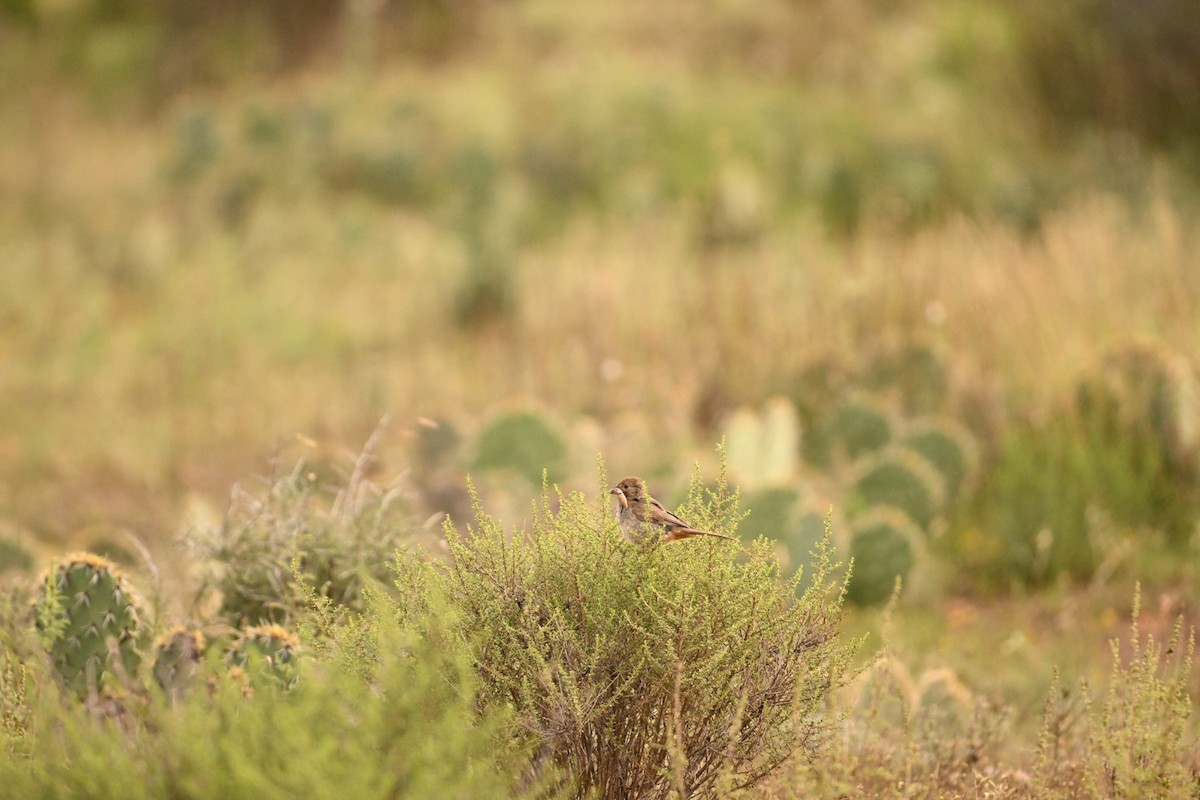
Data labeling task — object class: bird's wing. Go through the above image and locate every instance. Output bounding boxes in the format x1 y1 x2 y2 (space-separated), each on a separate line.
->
648 497 693 529
648 498 736 541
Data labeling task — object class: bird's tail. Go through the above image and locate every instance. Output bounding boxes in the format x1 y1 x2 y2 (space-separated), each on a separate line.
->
668 527 736 542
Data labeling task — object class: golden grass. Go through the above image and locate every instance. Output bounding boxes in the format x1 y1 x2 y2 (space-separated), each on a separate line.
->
0 2 1196 550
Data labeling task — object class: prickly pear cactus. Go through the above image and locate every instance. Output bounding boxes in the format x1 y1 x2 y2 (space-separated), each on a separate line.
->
846 507 925 606
230 624 300 689
34 553 143 696
736 487 801 541
152 626 206 701
847 447 947 532
902 417 980 503
824 395 894 466
473 411 568 485
724 398 801 489
863 341 949 415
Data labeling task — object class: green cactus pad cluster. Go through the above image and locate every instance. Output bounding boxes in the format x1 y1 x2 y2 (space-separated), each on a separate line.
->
231 624 300 689
824 396 894 465
847 508 925 606
847 448 947 532
473 411 568 484
35 553 143 696
902 417 980 503
153 626 206 701
863 342 949 414
737 487 801 541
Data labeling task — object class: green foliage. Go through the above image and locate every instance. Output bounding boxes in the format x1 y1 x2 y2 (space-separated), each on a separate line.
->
473 411 568 485
0 538 34 580
846 448 946 532
1076 340 1200 484
1034 587 1196 799
33 553 144 697
736 489 830 592
436 466 854 798
970 412 1198 584
0 600 538 800
184 436 418 627
846 508 923 607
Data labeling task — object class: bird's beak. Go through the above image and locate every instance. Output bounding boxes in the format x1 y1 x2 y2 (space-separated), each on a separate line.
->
609 487 627 508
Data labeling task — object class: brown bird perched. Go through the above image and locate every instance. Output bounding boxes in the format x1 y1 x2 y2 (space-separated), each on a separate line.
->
609 476 736 544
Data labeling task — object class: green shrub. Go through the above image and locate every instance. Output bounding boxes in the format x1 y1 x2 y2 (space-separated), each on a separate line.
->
473 411 568 485
436 467 854 798
969 412 1198 584
0 600 538 800
1034 587 1196 799
183 434 419 627
737 488 831 592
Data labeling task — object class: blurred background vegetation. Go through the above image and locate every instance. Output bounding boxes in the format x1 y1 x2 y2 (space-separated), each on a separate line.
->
1 0 1198 604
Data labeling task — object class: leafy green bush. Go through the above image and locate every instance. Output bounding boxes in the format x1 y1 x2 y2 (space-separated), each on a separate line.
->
436 467 855 798
0 599 538 800
968 412 1197 584
183 434 419 627
1034 587 1196 799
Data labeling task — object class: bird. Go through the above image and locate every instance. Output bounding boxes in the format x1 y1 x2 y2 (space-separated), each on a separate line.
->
609 476 736 544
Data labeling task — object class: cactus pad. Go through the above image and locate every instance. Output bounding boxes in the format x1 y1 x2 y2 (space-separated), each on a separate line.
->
153 626 206 701
902 417 980 503
847 447 947 532
231 624 300 689
473 411 568 485
824 396 894 465
846 508 925 606
35 553 143 696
